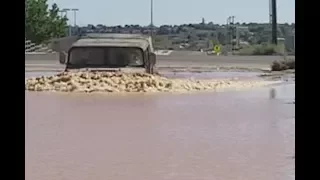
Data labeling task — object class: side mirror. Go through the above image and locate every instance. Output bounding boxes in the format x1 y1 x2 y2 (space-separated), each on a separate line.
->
146 52 156 74
148 52 156 65
59 51 67 64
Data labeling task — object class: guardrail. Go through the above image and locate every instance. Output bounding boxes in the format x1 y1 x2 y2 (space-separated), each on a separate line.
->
25 39 55 53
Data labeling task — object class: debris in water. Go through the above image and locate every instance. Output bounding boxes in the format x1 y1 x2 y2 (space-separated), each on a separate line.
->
270 88 276 99
25 72 276 93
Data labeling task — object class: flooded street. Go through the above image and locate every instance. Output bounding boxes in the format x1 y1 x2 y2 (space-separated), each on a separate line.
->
25 71 295 180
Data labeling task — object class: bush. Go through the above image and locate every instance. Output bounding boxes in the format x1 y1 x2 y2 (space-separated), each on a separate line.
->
238 46 255 55
238 44 283 55
285 59 295 69
271 59 295 71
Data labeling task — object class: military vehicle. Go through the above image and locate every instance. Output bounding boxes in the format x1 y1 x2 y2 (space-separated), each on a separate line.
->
59 34 156 74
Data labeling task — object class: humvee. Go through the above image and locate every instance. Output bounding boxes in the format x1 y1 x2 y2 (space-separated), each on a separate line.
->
59 34 156 74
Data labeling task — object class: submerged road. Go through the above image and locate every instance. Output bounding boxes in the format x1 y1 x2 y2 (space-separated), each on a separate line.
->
25 51 295 180
25 52 294 71
26 83 295 180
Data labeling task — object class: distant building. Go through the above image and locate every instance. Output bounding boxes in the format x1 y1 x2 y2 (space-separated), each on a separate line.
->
201 18 205 25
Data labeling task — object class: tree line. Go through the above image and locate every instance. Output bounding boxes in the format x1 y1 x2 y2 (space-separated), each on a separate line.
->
25 0 68 44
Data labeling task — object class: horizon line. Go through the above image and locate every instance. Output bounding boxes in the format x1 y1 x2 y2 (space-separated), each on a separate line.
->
76 21 295 27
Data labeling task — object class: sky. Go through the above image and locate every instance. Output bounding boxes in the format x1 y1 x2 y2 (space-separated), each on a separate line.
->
48 0 295 26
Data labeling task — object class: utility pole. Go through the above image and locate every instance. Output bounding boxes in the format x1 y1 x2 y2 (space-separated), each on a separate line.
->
271 0 277 44
25 0 27 39
230 16 235 52
71 9 79 27
62 8 79 36
269 0 273 24
227 16 235 54
231 16 235 24
226 17 231 53
236 26 239 48
226 17 230 43
150 0 154 38
71 9 79 35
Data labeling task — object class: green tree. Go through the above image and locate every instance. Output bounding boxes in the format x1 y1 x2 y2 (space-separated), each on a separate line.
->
25 0 68 44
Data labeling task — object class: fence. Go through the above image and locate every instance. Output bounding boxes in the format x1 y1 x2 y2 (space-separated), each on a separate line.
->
25 39 54 53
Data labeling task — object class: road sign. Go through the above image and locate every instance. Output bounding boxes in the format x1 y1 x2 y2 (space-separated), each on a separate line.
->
214 45 221 53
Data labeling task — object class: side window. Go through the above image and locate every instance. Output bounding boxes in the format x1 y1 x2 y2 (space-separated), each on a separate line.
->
116 48 126 62
106 48 117 65
88 48 104 64
69 48 89 65
105 48 129 66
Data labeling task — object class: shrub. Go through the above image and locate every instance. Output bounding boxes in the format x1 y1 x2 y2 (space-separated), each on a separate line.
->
271 58 295 71
239 44 283 55
285 58 295 69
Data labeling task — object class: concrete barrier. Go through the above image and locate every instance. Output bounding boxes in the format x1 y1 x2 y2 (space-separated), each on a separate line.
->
154 50 173 56
25 52 59 61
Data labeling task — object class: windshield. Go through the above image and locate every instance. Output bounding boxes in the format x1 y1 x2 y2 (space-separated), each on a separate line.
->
67 47 144 68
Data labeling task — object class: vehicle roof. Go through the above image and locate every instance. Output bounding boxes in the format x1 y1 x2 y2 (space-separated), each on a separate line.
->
82 33 151 39
72 38 149 50
71 38 149 50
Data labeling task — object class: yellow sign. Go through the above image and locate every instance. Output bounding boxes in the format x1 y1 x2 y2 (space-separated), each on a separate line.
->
214 45 221 53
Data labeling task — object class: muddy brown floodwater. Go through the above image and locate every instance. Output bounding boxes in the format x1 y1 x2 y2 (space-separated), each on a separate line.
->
25 71 295 180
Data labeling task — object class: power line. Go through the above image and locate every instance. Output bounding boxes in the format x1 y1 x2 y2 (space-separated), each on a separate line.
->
150 0 154 38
